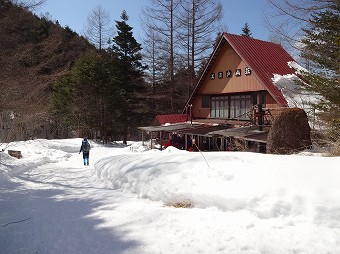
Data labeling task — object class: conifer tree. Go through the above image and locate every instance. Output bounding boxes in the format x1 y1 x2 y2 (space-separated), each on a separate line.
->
109 10 146 144
241 22 252 37
299 1 340 138
52 51 116 138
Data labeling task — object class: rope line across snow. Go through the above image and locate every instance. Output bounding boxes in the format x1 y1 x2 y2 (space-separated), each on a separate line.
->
0 217 31 227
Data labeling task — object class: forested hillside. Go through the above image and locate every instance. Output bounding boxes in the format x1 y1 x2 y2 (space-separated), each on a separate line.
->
0 0 92 141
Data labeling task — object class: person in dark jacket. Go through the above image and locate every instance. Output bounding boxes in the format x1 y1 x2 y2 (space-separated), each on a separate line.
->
79 138 91 166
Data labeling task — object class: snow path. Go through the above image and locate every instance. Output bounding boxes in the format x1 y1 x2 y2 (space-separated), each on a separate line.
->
1 151 140 253
1 139 340 254
1 154 236 254
1 143 243 254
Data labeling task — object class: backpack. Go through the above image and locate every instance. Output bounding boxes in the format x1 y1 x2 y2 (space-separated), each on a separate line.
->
83 141 90 152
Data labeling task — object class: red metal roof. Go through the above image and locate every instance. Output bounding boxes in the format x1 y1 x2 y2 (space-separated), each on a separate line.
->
185 33 296 110
224 33 295 107
155 114 187 125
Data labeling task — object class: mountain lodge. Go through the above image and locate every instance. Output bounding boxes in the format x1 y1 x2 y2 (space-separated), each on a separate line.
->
139 33 302 153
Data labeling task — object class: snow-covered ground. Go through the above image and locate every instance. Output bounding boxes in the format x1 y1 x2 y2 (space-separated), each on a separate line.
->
1 138 340 254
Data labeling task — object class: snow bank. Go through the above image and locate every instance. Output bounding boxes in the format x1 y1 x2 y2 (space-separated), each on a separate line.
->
0 152 14 182
0 139 81 179
95 148 340 223
0 138 139 183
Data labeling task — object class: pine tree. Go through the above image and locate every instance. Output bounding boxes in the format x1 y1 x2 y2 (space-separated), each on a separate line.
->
241 22 252 37
52 51 118 139
299 1 340 139
109 10 146 144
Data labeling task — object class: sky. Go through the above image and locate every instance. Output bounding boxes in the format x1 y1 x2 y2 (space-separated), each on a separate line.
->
1 138 340 253
33 0 274 42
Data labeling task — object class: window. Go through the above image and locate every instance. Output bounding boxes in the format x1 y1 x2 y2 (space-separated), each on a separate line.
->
202 95 210 108
211 96 228 118
209 94 254 120
230 95 252 119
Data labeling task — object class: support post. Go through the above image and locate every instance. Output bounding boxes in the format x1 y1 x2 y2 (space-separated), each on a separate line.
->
142 131 144 146
160 131 163 150
258 103 263 131
150 132 153 149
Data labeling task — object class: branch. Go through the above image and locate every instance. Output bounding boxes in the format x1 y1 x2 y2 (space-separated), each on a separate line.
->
9 0 47 10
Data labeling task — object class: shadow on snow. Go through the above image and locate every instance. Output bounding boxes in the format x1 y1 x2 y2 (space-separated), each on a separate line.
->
0 178 140 254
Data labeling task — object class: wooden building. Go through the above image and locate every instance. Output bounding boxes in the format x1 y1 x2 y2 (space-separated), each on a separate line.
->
140 33 300 152
185 32 295 121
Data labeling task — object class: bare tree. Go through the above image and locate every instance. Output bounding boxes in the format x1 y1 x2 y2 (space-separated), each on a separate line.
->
8 0 46 10
141 0 180 110
142 0 223 109
84 5 111 51
265 0 332 53
142 26 165 95
177 0 223 96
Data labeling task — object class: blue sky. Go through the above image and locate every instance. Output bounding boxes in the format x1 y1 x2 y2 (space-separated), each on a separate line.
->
34 0 274 41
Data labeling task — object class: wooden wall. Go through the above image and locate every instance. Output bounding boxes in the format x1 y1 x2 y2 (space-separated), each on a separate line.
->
191 43 281 119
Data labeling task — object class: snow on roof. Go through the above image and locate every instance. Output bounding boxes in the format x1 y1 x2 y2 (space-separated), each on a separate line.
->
272 61 321 109
288 61 308 74
224 33 296 107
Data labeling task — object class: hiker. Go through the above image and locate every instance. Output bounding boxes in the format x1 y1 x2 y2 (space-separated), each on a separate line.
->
79 138 91 166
